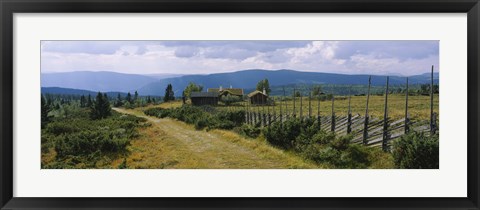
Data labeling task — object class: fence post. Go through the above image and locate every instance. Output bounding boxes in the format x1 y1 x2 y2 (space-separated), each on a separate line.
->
245 101 248 124
430 65 436 134
405 77 409 134
347 86 352 134
283 87 288 120
331 96 335 132
293 88 296 118
267 97 270 125
300 92 303 122
279 95 283 123
272 97 276 123
363 76 371 145
309 91 312 119
382 76 390 152
262 94 267 127
317 94 321 130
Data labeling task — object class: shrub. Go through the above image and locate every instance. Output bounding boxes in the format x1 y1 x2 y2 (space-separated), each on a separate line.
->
339 144 371 168
392 132 439 169
54 129 130 158
235 124 261 138
144 106 245 131
220 95 243 106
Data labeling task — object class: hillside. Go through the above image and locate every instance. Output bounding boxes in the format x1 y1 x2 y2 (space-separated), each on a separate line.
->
41 69 439 96
41 71 158 93
41 87 128 98
138 69 439 96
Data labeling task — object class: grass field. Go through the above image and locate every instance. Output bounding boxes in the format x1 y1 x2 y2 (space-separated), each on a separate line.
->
216 94 439 121
114 107 323 169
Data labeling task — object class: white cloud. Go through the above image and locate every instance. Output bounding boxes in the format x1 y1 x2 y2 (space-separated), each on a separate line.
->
41 41 439 76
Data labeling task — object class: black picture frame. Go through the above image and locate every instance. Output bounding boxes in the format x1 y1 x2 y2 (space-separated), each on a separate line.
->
1 0 479 209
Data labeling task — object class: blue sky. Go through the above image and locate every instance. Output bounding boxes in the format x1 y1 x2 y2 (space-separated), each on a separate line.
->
41 40 439 76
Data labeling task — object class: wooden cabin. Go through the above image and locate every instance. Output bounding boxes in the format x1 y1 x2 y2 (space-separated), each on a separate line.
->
190 92 219 106
248 90 268 105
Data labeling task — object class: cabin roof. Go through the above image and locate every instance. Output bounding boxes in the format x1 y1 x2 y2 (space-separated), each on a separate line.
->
208 88 244 96
247 90 267 97
190 92 219 98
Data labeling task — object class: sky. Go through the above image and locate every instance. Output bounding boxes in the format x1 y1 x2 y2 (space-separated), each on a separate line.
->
41 40 439 76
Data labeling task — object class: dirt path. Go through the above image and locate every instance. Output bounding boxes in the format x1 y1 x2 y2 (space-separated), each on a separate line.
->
113 107 317 169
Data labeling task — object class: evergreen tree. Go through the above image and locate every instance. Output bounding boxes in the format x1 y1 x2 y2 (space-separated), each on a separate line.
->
103 93 112 116
114 93 123 107
126 92 132 103
164 84 175 102
41 95 51 128
90 92 112 120
147 96 152 103
133 91 139 102
46 94 53 108
86 94 92 107
80 95 86 107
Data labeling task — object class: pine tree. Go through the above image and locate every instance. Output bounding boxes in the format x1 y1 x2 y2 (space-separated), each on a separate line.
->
86 94 92 107
147 96 152 103
126 92 132 103
114 93 123 107
90 92 112 120
164 84 175 102
134 91 139 102
80 95 86 107
103 93 112 116
41 95 51 128
46 94 53 108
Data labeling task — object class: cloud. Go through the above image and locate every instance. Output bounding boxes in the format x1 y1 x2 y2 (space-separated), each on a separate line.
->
174 46 199 58
41 40 439 76
334 41 439 60
41 41 158 55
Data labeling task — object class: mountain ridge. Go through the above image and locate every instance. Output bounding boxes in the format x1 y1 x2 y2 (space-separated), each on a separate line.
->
41 69 439 96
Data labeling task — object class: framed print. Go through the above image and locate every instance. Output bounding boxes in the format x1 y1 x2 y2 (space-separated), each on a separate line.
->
1 0 479 209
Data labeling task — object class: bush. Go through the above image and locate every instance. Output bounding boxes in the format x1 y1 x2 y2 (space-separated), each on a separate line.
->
220 95 243 106
392 132 439 169
235 124 261 138
264 118 322 150
144 106 245 131
55 129 130 158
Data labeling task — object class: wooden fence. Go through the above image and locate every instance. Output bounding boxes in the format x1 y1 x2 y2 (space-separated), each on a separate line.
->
240 65 438 151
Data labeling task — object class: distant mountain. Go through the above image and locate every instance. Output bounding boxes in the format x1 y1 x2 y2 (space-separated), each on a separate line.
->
138 69 439 96
41 87 128 98
41 71 158 93
143 73 186 80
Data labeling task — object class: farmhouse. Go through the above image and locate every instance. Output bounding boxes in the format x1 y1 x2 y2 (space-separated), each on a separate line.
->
208 86 244 97
248 89 268 105
190 92 219 106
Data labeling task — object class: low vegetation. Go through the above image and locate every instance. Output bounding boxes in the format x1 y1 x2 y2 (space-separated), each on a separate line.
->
264 118 394 168
145 105 245 130
392 132 439 169
41 95 149 169
145 106 399 168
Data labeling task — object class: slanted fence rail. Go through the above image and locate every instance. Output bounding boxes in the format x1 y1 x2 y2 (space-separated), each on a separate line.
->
240 66 438 151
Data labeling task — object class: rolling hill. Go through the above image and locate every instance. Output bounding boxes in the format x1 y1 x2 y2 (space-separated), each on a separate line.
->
41 87 129 98
41 69 439 96
41 71 158 93
138 69 439 96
